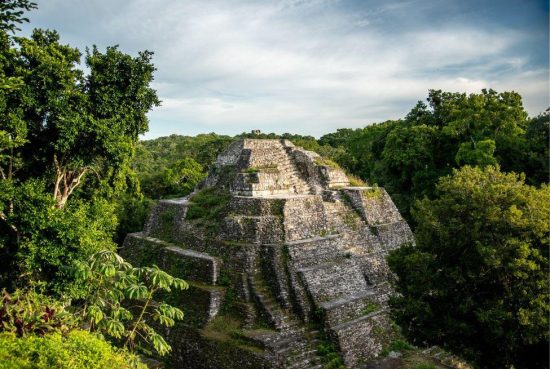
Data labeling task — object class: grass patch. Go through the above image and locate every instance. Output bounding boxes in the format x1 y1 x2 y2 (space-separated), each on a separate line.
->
205 315 242 334
401 352 444 369
362 301 381 315
317 340 346 369
314 157 341 169
348 174 366 187
243 164 279 174
186 187 231 234
202 314 244 343
342 211 360 231
380 339 413 356
363 186 383 199
202 315 266 353
271 199 285 216
309 309 346 369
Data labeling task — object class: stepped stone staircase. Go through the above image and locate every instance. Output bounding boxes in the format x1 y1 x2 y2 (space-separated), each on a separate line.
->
122 139 414 369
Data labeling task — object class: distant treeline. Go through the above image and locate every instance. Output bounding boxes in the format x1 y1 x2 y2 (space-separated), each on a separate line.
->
136 89 548 222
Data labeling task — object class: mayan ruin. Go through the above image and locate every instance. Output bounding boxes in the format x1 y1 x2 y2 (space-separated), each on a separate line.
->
122 139 414 369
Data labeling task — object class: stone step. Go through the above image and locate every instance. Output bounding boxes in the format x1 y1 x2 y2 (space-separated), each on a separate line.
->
287 354 320 369
275 332 323 369
249 275 298 330
329 309 389 368
286 236 344 268
320 290 378 326
292 251 348 270
239 321 324 369
238 328 308 350
275 340 311 356
297 259 369 306
330 307 387 332
296 260 341 273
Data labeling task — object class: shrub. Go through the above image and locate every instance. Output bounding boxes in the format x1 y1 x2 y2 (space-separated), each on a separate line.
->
0 330 147 369
114 194 155 245
185 187 231 234
74 250 188 356
0 288 75 337
3 180 118 297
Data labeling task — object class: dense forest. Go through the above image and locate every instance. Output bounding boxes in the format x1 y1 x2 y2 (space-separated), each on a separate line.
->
129 94 549 369
0 2 548 369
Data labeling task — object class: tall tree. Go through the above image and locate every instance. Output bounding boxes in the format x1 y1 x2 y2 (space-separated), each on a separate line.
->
0 6 160 292
388 166 549 369
14 31 160 207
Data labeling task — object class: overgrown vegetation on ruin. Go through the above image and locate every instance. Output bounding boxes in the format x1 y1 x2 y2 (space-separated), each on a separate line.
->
0 1 548 368
186 187 232 234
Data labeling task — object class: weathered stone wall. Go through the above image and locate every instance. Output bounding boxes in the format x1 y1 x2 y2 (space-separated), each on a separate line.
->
330 312 392 368
283 195 326 241
122 138 414 369
343 187 402 225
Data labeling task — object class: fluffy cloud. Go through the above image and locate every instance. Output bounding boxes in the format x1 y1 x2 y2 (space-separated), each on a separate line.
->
23 0 549 138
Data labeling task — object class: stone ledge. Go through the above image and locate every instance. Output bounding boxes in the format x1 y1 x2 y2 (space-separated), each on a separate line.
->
321 290 378 327
160 245 221 285
320 290 376 310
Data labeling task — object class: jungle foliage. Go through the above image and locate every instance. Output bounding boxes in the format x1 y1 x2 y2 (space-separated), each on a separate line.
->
0 2 187 366
388 166 549 369
0 2 548 368
318 90 548 221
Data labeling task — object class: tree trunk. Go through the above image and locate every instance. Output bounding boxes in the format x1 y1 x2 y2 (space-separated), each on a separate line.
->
53 155 89 209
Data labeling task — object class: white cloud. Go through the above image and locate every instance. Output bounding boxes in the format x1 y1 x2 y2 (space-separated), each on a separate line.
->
23 0 549 138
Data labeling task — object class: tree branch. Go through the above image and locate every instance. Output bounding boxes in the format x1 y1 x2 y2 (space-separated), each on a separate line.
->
0 210 17 233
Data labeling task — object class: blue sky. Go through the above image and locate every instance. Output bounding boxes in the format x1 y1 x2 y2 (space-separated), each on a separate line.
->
23 0 549 139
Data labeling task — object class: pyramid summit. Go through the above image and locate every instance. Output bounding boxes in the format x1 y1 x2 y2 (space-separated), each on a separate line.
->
122 138 414 369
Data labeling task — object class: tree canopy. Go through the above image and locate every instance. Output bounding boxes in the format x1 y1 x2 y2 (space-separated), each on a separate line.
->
388 166 549 369
0 4 159 293
321 89 546 221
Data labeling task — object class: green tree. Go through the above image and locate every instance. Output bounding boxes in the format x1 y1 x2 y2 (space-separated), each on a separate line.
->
455 139 497 167
12 30 160 208
161 157 206 196
388 166 549 369
0 4 160 294
0 1 36 34
140 157 206 199
379 124 442 217
332 89 537 221
521 110 549 186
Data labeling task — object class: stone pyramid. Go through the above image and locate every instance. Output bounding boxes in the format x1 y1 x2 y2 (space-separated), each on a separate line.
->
122 139 414 369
